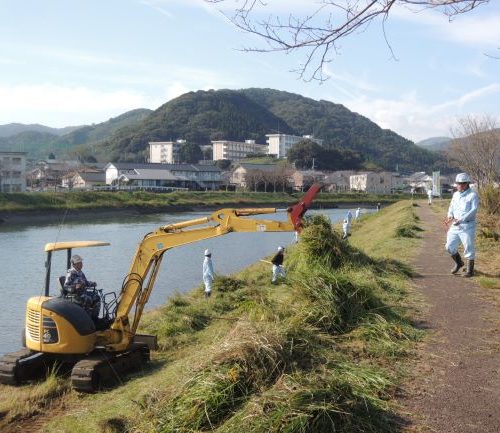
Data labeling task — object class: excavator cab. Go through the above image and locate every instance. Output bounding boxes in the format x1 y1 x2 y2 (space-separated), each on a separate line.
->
24 241 115 355
43 241 118 330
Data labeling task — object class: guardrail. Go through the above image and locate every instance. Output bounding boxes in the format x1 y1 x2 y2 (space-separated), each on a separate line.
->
91 185 189 192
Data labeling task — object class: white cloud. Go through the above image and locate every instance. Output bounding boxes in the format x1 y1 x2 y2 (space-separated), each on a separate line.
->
392 4 500 47
324 65 381 94
163 82 190 101
140 0 174 19
0 84 159 127
336 83 500 141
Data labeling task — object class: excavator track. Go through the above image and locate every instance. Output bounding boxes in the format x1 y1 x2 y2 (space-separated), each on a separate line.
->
0 348 54 385
70 343 150 392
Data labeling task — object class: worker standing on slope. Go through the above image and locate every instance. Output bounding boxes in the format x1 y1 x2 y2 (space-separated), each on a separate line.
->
342 218 350 240
202 249 215 298
427 189 433 205
355 207 361 222
271 246 286 284
444 173 479 278
346 209 353 225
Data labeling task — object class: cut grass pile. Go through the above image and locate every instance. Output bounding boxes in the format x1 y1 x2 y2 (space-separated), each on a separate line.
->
129 204 423 433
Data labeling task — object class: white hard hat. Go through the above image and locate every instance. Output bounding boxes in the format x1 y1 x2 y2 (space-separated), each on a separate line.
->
71 254 83 264
204 249 211 256
455 173 471 183
277 246 284 252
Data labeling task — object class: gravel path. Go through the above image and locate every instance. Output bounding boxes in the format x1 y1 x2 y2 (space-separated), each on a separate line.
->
399 204 500 432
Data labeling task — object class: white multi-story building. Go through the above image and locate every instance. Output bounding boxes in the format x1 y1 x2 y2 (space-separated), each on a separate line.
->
0 151 27 192
212 139 268 161
149 140 186 164
266 134 323 158
349 172 394 194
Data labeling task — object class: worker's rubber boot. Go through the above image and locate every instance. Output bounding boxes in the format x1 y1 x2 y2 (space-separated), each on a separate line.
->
450 253 464 274
463 260 475 278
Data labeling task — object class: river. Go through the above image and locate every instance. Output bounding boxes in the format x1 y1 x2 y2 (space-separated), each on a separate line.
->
0 207 372 355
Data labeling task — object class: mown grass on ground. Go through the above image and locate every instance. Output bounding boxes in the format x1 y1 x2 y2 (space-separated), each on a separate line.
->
0 201 424 433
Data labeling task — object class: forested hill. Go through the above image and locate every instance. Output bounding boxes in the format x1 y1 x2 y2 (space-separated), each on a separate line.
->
60 108 152 147
0 109 153 160
241 88 441 171
0 123 80 138
101 90 296 161
101 89 442 172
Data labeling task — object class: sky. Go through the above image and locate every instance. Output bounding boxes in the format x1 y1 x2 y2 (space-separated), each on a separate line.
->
0 0 499 143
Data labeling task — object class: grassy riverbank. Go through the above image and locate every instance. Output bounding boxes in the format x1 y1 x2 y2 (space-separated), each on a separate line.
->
0 190 408 213
0 201 424 433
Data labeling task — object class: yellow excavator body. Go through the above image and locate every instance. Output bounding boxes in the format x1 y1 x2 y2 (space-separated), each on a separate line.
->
25 296 97 354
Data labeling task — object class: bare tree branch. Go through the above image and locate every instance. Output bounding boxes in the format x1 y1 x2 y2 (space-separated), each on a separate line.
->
448 114 500 189
205 0 490 81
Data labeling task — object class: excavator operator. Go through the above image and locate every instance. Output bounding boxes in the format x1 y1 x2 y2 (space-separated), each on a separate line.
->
64 254 101 320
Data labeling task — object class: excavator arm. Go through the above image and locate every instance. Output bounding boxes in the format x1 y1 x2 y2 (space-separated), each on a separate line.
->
98 184 321 351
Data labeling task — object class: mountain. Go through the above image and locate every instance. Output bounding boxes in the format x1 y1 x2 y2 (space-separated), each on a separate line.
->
60 109 153 147
0 109 153 160
416 136 452 152
0 123 81 138
101 90 295 161
0 131 61 157
241 88 441 171
101 88 443 172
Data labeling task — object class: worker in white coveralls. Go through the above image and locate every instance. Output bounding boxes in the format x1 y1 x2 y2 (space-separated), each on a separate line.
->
346 209 353 225
271 246 286 284
427 189 433 205
355 207 361 221
202 249 215 298
444 173 479 278
342 218 350 240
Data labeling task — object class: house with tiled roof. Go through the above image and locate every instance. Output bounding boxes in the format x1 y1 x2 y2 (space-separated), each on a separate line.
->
104 162 223 190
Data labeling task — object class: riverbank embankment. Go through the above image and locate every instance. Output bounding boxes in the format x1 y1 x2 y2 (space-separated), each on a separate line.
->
0 201 426 433
0 190 405 225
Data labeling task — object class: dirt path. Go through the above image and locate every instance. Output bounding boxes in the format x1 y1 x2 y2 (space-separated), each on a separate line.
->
399 204 500 432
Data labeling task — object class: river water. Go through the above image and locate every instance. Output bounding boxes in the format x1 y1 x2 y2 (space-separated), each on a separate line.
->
0 207 371 355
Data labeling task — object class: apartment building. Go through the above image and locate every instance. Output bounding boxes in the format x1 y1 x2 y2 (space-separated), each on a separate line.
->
266 134 323 158
149 140 186 164
0 151 27 192
212 139 268 161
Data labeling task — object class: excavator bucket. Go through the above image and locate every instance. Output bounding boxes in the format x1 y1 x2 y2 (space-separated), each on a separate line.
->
288 183 322 231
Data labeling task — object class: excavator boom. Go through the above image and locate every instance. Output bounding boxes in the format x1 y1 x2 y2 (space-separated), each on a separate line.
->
102 185 322 351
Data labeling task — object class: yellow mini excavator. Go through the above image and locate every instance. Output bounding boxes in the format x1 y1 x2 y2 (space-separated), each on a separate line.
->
0 185 321 392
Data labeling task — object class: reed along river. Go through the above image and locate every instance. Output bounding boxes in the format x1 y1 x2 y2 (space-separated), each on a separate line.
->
0 207 373 355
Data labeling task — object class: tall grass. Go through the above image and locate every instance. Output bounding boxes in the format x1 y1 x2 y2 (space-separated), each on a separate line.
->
129 208 422 433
